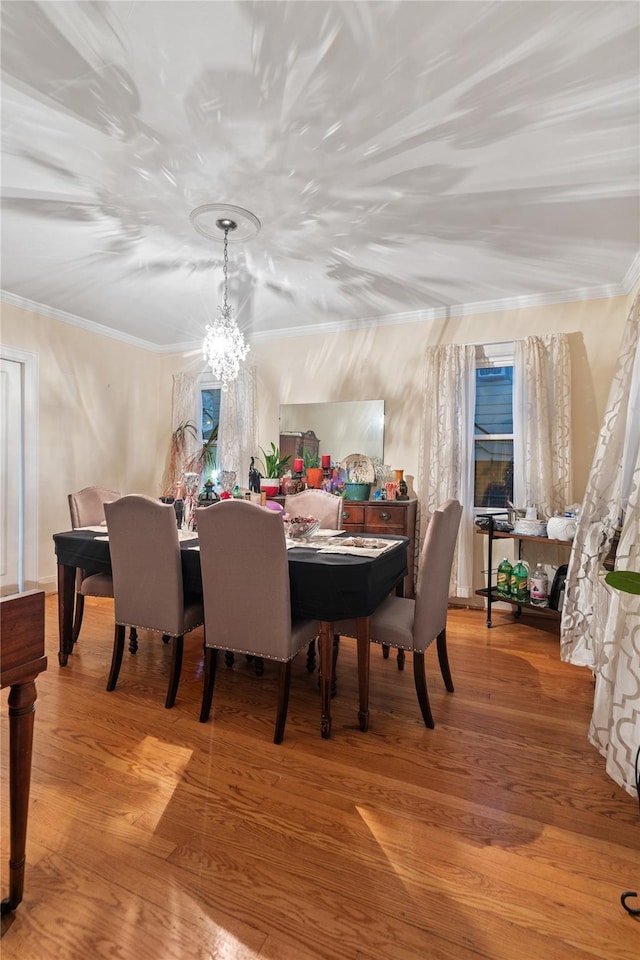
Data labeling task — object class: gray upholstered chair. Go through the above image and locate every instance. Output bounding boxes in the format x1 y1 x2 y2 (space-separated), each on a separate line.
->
104 495 204 709
196 499 318 743
284 488 343 675
68 486 121 644
335 499 463 728
283 488 343 529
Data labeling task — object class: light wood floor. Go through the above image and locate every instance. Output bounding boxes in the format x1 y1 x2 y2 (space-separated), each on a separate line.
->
1 596 639 959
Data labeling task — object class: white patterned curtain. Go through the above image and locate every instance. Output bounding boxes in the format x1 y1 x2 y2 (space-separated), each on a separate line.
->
418 343 476 598
217 362 258 488
513 334 572 519
561 292 640 797
166 372 201 492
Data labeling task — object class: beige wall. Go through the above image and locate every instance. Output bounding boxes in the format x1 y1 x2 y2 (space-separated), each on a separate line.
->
1 302 172 588
1 286 636 589
252 291 637 502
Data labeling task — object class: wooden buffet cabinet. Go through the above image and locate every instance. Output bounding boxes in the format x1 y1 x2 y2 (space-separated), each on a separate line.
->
342 499 418 598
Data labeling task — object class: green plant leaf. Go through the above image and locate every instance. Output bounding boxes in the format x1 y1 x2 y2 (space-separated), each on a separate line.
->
258 443 291 478
605 571 640 595
303 448 320 469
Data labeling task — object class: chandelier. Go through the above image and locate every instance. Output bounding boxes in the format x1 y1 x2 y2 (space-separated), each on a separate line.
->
190 204 260 390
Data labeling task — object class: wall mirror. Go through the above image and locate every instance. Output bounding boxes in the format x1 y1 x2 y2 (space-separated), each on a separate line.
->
279 400 384 464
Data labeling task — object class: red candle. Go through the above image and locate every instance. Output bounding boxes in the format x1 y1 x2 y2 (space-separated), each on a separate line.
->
321 454 331 468
294 458 303 473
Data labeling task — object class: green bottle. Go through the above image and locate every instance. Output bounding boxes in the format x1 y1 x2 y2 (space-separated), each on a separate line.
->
510 560 529 603
497 558 512 596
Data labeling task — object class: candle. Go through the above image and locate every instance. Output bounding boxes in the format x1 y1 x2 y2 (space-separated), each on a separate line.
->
294 458 303 473
321 454 331 468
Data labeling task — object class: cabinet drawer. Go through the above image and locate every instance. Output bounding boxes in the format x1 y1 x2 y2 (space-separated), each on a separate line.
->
341 504 365 524
363 505 405 534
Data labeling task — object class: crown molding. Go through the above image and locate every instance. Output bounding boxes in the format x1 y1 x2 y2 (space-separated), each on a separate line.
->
0 290 163 353
622 251 640 293
1 274 635 353
248 280 630 343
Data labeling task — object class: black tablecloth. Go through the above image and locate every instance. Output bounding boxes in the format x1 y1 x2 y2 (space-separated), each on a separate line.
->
53 530 409 623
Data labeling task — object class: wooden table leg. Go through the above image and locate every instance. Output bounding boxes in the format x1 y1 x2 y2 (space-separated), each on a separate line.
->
356 616 371 732
318 620 333 739
57 562 75 667
1 680 37 915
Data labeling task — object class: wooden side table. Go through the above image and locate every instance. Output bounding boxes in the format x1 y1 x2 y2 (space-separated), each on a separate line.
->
1 590 47 914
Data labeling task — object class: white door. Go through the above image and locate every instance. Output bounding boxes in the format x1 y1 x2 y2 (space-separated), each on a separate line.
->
0 358 23 595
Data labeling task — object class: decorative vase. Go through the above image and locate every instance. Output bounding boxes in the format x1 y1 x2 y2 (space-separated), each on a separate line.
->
306 467 324 489
220 470 236 495
260 477 280 498
344 482 371 501
182 471 200 531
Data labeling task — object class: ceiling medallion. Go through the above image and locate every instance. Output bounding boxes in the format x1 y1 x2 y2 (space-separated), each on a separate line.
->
189 203 261 242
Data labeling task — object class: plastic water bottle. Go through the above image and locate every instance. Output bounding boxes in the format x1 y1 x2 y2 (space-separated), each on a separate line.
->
497 558 512 596
530 563 549 607
510 560 530 603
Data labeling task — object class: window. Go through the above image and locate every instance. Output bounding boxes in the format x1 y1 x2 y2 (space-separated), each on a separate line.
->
474 357 513 509
200 386 220 479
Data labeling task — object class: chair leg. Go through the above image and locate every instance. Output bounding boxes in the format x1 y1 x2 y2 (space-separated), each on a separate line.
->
200 647 218 722
165 635 183 709
436 628 454 692
306 638 317 672
106 624 126 691
412 651 434 728
254 656 264 677
274 660 292 744
128 628 138 654
72 592 84 645
224 651 235 668
381 643 390 659
397 649 405 671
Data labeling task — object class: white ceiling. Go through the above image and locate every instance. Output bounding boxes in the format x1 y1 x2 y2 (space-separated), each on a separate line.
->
1 0 639 351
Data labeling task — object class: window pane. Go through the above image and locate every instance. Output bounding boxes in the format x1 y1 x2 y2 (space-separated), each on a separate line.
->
202 389 220 443
475 366 513 435
201 388 220 478
475 440 513 508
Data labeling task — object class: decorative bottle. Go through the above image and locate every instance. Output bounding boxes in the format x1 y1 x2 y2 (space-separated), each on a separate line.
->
510 560 530 603
497 558 512 596
530 563 549 607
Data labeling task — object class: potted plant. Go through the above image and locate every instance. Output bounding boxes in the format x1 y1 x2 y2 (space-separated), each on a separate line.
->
344 470 371 501
258 443 291 497
304 449 323 489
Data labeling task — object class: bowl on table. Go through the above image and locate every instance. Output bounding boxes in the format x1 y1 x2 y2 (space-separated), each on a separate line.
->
514 518 548 537
285 516 321 541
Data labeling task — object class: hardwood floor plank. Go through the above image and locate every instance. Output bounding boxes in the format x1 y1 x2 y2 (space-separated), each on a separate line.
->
1 599 638 960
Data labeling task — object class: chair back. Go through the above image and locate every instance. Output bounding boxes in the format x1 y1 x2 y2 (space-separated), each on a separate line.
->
104 495 185 635
69 486 121 528
196 499 296 660
284 489 343 529
413 499 463 653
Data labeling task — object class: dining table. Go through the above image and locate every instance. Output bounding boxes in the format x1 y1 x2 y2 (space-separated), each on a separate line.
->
52 527 409 738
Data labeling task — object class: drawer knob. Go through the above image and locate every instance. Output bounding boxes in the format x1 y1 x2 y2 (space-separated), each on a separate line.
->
343 511 350 520
380 511 391 520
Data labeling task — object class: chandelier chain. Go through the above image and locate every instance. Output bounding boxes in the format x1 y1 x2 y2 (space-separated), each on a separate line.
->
222 228 229 312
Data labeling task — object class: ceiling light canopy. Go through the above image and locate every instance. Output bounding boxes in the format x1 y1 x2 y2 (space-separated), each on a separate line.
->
191 204 260 389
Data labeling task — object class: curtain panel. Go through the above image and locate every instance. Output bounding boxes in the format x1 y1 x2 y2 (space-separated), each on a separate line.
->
513 334 572 519
561 292 640 797
217 362 258 488
165 372 202 494
418 343 476 599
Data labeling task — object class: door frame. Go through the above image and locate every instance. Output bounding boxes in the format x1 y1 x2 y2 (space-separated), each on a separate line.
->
0 344 38 591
